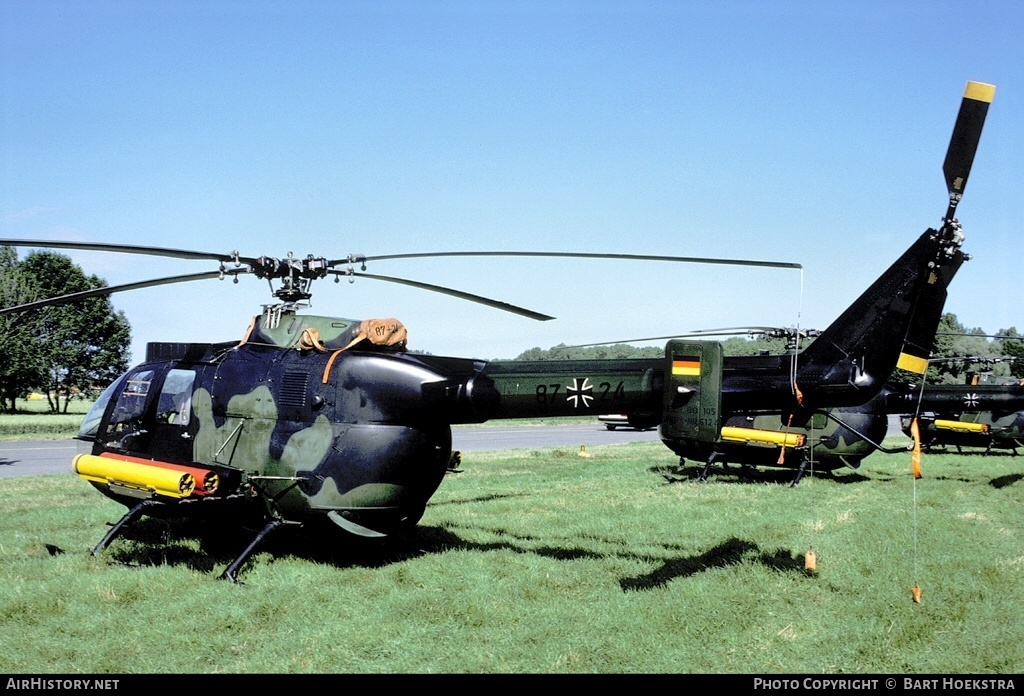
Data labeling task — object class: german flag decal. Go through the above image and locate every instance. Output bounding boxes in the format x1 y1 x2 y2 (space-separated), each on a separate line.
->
672 357 701 377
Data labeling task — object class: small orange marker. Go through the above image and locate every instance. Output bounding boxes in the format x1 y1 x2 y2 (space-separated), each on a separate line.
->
911 419 923 479
912 585 923 604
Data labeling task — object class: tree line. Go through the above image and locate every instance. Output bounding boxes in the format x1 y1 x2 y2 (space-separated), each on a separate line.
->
507 316 1024 386
0 246 131 413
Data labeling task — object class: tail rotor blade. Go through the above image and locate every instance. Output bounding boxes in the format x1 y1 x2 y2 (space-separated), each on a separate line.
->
943 81 995 221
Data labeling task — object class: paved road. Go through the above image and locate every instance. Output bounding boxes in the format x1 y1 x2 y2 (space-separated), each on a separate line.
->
454 423 661 452
0 423 662 479
0 439 90 478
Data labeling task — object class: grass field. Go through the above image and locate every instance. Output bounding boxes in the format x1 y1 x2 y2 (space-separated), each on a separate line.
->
1 440 1021 674
0 398 91 441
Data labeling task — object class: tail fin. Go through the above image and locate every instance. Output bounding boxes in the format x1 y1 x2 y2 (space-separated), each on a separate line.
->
795 81 992 408
795 226 965 406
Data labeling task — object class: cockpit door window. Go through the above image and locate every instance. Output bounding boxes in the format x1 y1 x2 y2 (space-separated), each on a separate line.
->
156 369 195 426
101 368 156 452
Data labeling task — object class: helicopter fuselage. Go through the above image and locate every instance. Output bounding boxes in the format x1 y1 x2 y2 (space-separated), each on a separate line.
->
889 383 1024 454
77 314 911 536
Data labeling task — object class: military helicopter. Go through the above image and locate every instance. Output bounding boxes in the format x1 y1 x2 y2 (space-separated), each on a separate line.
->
895 357 1024 455
666 351 1024 482
550 81 999 485
0 80 994 581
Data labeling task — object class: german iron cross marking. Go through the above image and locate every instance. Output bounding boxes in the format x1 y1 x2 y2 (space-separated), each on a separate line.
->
566 377 594 408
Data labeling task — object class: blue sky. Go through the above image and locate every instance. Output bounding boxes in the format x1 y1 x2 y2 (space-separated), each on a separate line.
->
2 1 1022 364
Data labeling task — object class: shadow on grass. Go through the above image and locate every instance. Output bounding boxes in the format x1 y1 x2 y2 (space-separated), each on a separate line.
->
618 536 812 591
922 446 1021 457
990 473 1023 489
289 525 818 592
652 462 872 486
87 510 817 592
92 511 462 578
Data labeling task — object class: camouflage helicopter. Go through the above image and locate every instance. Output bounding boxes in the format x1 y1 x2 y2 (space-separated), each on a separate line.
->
0 80 994 581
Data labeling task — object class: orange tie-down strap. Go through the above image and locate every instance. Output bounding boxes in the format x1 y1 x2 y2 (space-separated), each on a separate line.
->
299 327 328 352
322 318 408 383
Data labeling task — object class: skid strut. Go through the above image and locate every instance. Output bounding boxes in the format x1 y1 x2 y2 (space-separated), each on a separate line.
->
220 519 287 583
92 499 167 556
699 451 721 482
791 457 809 487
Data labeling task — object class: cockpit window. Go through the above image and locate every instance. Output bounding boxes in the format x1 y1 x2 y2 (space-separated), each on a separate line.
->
78 373 127 440
157 369 195 426
105 369 155 437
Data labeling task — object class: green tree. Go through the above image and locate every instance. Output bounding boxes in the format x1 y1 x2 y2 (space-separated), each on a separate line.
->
511 342 664 361
0 246 46 411
510 333 795 361
720 333 794 356
926 313 1008 384
995 327 1024 381
16 251 132 413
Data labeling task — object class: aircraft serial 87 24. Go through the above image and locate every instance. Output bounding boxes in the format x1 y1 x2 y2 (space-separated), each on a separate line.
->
0 80 994 582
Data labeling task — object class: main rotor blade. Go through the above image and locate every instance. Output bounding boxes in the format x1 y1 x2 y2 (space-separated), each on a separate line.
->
562 326 800 349
339 251 802 271
928 355 1022 364
937 331 1018 340
2 240 803 273
329 270 555 321
0 271 229 316
943 81 995 221
0 239 259 265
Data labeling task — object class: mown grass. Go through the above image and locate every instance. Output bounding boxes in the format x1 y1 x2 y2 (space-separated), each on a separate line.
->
0 441 1021 674
0 399 91 440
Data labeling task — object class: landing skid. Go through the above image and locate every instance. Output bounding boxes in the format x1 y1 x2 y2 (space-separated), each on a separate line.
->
697 452 752 482
695 451 808 487
89 494 286 583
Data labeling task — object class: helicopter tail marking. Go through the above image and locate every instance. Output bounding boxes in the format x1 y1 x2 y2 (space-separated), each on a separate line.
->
671 358 701 376
897 353 929 375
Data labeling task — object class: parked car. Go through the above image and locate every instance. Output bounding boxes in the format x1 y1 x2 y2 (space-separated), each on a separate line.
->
598 414 656 431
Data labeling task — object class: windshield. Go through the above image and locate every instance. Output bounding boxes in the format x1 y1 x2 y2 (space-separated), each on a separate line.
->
78 373 128 441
